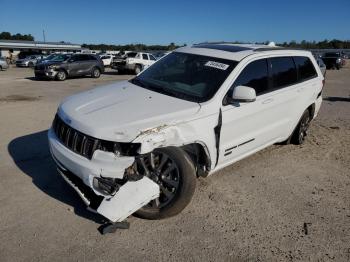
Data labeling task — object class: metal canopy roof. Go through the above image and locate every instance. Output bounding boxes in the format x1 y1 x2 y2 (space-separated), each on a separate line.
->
0 39 81 50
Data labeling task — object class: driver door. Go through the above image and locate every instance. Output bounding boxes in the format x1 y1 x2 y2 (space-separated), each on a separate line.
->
219 58 273 165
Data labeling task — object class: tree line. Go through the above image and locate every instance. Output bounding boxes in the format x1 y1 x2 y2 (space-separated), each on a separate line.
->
82 39 350 51
81 42 180 51
0 32 34 41
1 31 349 50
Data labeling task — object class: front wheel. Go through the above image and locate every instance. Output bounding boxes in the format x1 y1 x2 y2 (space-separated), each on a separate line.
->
91 67 101 78
135 147 196 219
291 110 311 145
56 70 67 81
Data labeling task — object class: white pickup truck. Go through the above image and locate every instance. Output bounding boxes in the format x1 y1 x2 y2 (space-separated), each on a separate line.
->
111 52 157 74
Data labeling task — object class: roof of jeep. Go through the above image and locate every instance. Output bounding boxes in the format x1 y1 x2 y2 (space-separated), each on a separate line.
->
175 43 311 61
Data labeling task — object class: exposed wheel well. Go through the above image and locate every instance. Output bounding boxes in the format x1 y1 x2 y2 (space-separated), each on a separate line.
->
181 143 211 177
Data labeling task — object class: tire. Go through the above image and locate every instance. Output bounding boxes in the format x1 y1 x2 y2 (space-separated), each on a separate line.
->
291 110 311 145
0 66 2 71
336 64 340 70
56 70 67 81
28 62 34 68
134 65 142 74
91 67 101 78
135 147 196 219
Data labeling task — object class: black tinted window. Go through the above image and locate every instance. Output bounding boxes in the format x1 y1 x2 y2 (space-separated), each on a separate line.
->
233 59 269 95
149 55 156 61
142 54 148 60
127 52 137 58
88 55 97 60
294 56 317 81
270 57 297 88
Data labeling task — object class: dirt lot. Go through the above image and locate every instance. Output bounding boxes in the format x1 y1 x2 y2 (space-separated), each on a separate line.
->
0 65 349 262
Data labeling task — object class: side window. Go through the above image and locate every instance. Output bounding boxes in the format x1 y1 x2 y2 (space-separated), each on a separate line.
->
142 54 148 60
294 56 317 81
149 55 156 61
69 55 79 62
270 57 297 89
232 59 269 95
88 55 97 60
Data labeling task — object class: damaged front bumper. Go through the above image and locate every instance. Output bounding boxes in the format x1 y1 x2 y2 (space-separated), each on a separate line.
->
48 128 160 222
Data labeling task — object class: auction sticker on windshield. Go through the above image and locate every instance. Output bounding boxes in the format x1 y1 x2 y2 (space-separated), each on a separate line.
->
205 61 229 70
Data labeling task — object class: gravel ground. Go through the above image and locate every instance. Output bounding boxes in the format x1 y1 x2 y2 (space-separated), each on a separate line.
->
0 65 349 262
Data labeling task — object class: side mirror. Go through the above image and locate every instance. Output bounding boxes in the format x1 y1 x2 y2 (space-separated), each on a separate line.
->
230 85 256 103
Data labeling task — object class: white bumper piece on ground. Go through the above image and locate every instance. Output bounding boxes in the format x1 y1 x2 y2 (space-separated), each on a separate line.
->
96 177 159 222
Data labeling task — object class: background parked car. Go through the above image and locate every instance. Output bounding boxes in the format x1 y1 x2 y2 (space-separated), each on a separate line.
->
16 54 45 67
0 57 9 70
100 54 114 67
322 52 345 70
111 52 157 74
34 54 104 81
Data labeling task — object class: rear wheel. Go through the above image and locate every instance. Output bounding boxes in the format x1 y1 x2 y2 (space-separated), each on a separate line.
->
135 147 196 219
56 70 67 81
91 67 101 78
291 110 311 145
28 62 34 67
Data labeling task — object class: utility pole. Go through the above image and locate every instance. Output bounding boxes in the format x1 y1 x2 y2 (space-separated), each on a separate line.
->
43 30 46 42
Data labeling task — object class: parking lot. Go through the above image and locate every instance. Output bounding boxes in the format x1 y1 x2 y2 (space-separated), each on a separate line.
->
0 65 349 261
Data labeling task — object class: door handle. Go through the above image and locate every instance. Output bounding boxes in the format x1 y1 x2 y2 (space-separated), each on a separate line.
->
262 98 273 104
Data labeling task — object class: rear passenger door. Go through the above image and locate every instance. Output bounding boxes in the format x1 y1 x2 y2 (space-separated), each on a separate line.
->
264 56 300 139
291 56 319 128
67 55 82 76
80 55 96 75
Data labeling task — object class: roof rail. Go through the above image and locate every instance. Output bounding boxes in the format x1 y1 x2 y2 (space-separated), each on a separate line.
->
193 41 248 46
254 47 305 52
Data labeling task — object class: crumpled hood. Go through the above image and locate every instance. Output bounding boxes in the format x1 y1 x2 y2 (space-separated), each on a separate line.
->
58 80 201 142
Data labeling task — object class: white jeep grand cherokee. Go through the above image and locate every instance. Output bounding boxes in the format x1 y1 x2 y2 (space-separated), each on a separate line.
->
48 43 323 223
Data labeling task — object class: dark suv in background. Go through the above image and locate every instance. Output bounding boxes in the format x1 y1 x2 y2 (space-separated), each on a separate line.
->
34 54 104 81
322 52 345 70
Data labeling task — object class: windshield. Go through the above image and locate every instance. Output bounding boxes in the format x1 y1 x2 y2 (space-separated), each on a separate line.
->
130 52 237 102
51 54 71 62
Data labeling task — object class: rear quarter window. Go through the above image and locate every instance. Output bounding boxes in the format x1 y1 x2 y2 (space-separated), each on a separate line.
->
294 56 317 81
